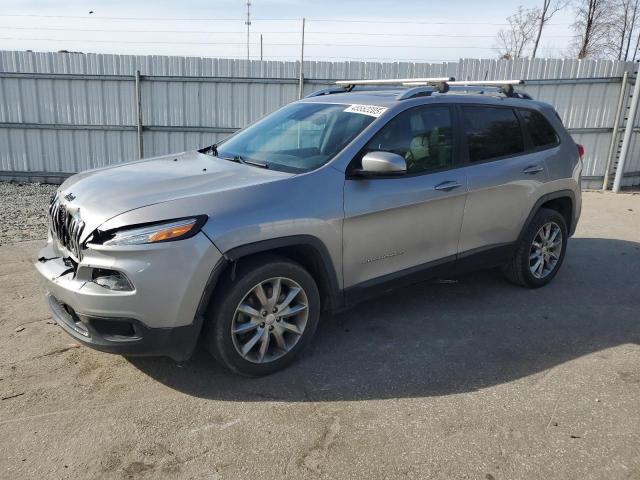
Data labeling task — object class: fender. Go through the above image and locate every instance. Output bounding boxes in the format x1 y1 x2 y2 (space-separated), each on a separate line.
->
223 235 345 312
518 189 577 242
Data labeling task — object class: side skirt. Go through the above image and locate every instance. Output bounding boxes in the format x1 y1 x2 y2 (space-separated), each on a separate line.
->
455 243 514 276
343 243 515 308
344 255 456 307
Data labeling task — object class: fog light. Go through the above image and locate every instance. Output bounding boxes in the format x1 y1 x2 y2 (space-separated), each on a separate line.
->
91 269 133 291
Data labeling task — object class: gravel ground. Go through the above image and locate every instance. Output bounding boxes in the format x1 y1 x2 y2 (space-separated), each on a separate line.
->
0 182 57 246
0 190 639 479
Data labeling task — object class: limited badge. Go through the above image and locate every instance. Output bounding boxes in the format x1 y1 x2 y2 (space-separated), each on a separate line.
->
344 104 388 118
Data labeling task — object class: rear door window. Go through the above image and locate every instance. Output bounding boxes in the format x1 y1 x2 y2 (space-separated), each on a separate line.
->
519 109 559 148
461 106 524 163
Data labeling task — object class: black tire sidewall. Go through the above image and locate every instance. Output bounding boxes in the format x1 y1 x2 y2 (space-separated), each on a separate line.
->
206 257 320 376
519 209 568 288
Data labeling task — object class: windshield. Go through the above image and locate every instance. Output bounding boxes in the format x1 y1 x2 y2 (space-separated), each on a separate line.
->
216 102 377 173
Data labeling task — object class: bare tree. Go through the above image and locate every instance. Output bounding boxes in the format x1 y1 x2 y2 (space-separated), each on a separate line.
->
495 7 540 59
610 0 640 60
633 21 640 59
623 1 639 59
573 0 614 59
532 0 570 58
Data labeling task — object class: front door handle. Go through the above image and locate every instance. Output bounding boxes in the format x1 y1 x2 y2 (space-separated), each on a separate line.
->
523 164 545 174
434 180 462 191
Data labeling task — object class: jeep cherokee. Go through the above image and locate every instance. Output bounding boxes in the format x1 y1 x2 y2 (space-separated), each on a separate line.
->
36 78 583 376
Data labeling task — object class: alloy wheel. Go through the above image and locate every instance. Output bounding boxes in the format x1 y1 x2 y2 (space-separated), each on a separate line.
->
529 221 563 279
231 277 309 364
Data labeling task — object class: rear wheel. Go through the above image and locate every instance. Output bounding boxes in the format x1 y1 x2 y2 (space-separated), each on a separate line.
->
503 208 568 288
205 255 320 376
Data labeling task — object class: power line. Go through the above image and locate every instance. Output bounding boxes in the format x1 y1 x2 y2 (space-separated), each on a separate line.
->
0 26 248 34
0 14 289 21
307 32 571 38
0 26 573 39
307 43 502 49
1 50 465 62
305 17 570 26
0 13 571 26
0 36 499 49
203 54 464 62
0 36 569 52
0 37 255 46
299 55 459 61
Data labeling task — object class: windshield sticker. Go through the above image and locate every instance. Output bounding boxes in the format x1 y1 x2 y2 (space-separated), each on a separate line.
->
344 104 388 118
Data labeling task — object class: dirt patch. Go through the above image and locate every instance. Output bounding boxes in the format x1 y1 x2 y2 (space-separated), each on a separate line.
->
0 181 57 246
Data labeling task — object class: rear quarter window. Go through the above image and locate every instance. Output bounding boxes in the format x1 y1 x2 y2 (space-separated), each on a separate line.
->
461 106 524 162
519 109 559 148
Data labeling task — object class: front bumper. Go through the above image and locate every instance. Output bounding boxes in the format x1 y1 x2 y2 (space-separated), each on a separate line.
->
46 293 204 360
35 232 224 361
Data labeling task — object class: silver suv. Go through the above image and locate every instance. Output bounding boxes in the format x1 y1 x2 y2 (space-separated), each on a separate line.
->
36 78 583 376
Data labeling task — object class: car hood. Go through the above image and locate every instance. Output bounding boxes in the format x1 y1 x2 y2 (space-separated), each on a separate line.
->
57 150 293 240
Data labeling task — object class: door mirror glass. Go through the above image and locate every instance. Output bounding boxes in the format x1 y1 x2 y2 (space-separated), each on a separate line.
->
360 151 407 175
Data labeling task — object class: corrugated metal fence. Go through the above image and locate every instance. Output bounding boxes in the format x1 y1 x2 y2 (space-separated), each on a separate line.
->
1 50 639 189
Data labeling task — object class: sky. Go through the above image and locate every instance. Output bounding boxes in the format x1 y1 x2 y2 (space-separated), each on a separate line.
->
1 0 577 62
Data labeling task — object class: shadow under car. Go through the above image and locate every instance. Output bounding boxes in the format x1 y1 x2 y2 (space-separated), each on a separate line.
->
128 237 640 402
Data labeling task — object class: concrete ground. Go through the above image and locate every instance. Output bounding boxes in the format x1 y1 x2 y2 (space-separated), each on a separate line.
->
0 191 639 480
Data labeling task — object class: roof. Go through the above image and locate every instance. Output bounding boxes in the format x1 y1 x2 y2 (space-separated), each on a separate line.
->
301 78 533 108
301 89 406 107
301 88 549 112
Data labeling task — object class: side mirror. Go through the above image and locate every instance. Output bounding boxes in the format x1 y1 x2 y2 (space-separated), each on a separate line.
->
359 151 407 176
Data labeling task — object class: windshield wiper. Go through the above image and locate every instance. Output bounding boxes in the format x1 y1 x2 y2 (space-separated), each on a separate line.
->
203 143 218 156
227 155 269 169
207 145 269 169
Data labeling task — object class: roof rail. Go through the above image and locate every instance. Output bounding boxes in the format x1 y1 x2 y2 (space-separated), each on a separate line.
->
396 86 435 100
303 78 529 100
448 80 524 86
396 82 451 100
304 86 349 98
403 79 527 98
335 77 454 87
448 80 527 98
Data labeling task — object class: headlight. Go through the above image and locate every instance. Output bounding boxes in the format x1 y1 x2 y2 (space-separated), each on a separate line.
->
100 216 206 247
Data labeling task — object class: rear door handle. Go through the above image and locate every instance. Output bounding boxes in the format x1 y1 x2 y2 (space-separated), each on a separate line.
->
434 180 462 191
523 164 545 174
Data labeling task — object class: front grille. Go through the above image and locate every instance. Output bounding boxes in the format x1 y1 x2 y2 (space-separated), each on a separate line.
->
48 194 86 261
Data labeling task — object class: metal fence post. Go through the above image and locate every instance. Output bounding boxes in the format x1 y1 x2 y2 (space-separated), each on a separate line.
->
613 71 640 193
603 71 628 190
298 18 306 99
135 70 144 159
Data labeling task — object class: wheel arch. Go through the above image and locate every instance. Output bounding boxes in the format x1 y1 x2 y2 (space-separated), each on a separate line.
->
540 196 573 234
519 190 577 242
207 235 344 314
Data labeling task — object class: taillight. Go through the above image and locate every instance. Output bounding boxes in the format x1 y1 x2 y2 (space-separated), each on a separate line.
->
577 144 585 159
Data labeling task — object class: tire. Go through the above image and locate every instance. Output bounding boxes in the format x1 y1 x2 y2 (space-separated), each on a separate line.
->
503 208 568 288
205 254 321 376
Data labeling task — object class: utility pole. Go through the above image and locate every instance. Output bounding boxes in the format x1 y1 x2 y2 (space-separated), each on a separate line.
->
245 1 251 62
298 17 305 99
260 34 263 61
613 68 640 192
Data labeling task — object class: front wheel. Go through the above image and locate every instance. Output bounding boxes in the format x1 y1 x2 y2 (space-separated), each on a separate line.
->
205 255 320 376
503 208 568 288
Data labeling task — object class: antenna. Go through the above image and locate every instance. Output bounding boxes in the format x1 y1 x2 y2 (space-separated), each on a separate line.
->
245 1 252 62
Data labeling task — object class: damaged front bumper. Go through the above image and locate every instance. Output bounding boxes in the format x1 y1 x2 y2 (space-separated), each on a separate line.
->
35 232 224 361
